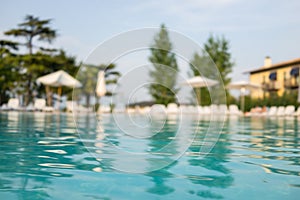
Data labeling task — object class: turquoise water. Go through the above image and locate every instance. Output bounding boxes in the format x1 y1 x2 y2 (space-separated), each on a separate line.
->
0 112 299 199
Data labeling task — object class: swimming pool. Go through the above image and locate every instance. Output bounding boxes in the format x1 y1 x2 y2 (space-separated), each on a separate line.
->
0 112 299 199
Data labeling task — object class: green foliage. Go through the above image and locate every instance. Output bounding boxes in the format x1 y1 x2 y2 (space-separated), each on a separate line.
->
226 94 238 106
0 39 20 103
1 15 78 106
33 50 78 100
98 63 121 85
189 53 216 105
3 15 58 105
236 90 300 112
204 35 234 86
0 54 19 104
5 15 56 54
0 40 19 58
78 63 121 106
195 35 235 104
148 24 179 105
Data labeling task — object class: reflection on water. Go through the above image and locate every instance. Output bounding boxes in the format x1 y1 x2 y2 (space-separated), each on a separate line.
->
0 112 299 199
79 114 196 173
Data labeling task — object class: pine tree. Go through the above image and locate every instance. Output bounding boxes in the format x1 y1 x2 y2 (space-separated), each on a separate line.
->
189 53 213 105
204 35 234 86
5 15 56 105
189 35 234 105
148 24 179 105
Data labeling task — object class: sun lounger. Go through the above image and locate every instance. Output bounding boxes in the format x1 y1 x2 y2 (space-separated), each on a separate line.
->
228 104 242 116
196 106 204 115
34 99 46 111
166 103 179 114
210 104 218 114
112 106 126 113
66 101 91 113
98 105 111 113
126 107 136 114
142 106 151 114
218 104 228 115
276 106 285 116
203 106 211 115
43 106 55 112
66 101 77 112
284 105 295 116
294 107 300 116
26 103 35 111
0 104 8 111
179 105 199 114
7 98 21 110
267 106 277 116
78 105 92 113
150 104 167 114
134 106 151 114
179 105 188 114
188 105 199 114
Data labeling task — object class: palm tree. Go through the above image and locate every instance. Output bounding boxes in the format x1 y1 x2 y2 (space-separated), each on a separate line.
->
99 63 121 96
78 63 121 107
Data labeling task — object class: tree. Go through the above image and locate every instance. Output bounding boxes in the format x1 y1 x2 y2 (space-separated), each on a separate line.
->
99 63 121 95
203 35 234 102
5 15 56 55
0 40 19 104
0 39 19 58
4 15 57 105
189 53 213 105
34 50 79 103
188 35 234 105
148 24 179 105
78 63 121 107
203 34 234 86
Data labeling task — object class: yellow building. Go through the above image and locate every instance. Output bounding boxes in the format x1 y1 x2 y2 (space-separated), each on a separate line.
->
246 57 300 98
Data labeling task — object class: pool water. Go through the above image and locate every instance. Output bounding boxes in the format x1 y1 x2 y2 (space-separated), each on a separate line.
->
0 112 299 199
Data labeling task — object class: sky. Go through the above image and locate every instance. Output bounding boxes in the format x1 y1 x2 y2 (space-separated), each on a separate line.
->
1 0 300 103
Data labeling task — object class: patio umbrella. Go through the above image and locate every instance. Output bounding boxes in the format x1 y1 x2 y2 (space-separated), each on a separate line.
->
96 71 106 97
184 76 218 88
37 70 82 107
183 76 218 105
227 81 261 112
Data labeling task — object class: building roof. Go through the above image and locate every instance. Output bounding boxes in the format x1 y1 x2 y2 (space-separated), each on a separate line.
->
244 58 300 74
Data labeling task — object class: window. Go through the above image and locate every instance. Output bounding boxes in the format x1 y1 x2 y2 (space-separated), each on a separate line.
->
269 72 277 81
290 67 299 77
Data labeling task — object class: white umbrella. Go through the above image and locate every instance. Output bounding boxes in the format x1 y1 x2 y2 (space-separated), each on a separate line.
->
37 70 82 107
184 76 218 88
227 81 261 112
96 71 106 97
183 76 218 105
37 70 82 88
